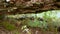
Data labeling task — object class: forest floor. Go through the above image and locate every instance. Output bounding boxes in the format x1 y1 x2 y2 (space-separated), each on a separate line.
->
0 26 60 34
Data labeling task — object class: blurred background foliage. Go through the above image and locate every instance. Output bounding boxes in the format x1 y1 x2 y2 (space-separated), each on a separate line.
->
0 0 60 34
0 10 60 30
0 10 60 31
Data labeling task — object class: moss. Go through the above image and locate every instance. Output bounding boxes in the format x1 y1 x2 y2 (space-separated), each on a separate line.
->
2 21 16 31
